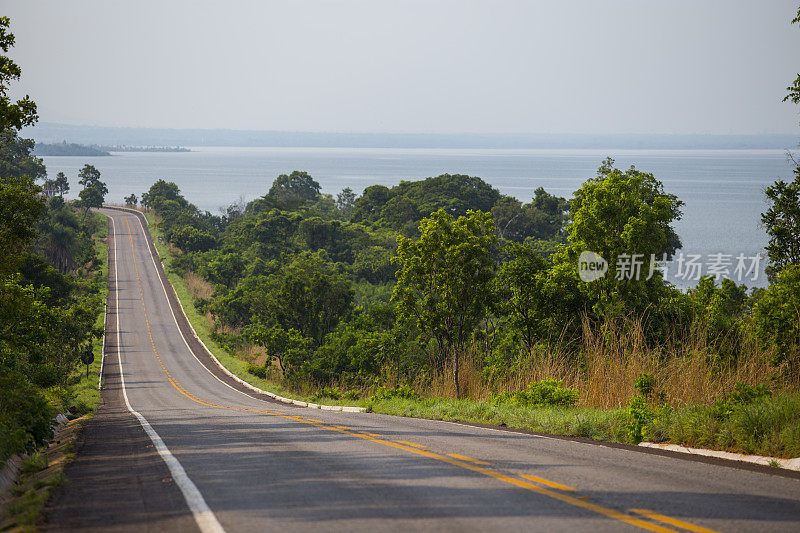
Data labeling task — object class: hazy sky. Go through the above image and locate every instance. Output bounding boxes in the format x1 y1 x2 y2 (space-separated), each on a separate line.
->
4 0 800 134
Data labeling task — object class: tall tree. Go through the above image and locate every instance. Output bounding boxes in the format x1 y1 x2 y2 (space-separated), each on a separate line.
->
564 158 683 316
762 169 800 281
53 171 69 196
0 17 44 182
393 209 498 398
76 164 107 220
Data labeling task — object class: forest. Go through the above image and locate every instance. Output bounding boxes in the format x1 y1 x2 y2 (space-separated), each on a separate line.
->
0 17 108 463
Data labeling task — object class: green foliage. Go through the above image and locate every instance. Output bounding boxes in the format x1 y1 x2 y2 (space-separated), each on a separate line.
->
336 187 357 219
170 225 216 252
124 193 138 206
315 386 342 400
496 242 551 351
0 21 105 461
564 158 684 316
492 379 579 407
492 187 568 242
267 170 321 210
351 174 504 231
0 175 45 276
141 179 187 210
393 209 498 397
245 323 312 374
753 265 800 370
626 395 654 444
761 170 800 281
634 373 657 398
711 383 773 420
246 363 267 379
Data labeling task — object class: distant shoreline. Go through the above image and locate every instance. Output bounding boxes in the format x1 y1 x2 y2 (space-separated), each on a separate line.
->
33 141 191 156
25 122 799 151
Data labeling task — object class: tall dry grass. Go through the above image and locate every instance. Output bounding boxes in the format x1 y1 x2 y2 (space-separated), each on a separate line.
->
417 314 791 409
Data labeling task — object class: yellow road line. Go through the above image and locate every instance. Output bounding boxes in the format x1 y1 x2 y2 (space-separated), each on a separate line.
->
520 474 577 492
120 216 679 533
359 432 383 437
631 509 719 533
396 440 428 449
447 454 490 465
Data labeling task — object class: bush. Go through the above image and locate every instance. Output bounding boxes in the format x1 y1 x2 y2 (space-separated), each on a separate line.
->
626 395 654 444
246 363 267 379
492 379 579 407
317 387 341 400
711 382 772 420
343 390 361 401
370 384 419 402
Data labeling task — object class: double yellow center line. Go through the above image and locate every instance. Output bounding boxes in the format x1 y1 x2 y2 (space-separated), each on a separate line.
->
121 217 717 533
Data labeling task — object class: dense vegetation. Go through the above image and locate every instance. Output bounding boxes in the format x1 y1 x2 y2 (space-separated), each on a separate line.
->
0 18 108 463
140 151 799 403
32 142 110 157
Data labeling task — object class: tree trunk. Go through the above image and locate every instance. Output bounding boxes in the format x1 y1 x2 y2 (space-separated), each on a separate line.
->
453 349 460 400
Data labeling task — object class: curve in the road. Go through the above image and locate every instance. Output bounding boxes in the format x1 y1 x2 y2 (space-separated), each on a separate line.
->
116 213 713 533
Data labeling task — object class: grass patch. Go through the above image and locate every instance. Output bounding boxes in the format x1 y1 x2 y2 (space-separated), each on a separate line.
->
368 397 629 442
367 392 800 458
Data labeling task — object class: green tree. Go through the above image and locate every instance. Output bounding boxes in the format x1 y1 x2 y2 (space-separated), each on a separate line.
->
53 171 69 196
564 158 683 316
496 242 551 352
0 175 45 276
246 324 310 375
336 187 357 219
77 164 108 220
392 209 498 398
762 161 800 281
170 225 216 252
753 265 800 376
0 17 44 182
141 179 186 210
267 170 321 210
125 193 138 206
199 252 246 289
275 253 354 345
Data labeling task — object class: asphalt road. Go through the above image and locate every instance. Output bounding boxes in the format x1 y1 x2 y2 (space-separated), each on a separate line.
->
46 208 800 532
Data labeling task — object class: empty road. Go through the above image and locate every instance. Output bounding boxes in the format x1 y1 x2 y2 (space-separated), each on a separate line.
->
45 208 800 532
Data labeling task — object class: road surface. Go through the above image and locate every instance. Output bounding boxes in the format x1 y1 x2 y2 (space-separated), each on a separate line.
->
45 208 800 532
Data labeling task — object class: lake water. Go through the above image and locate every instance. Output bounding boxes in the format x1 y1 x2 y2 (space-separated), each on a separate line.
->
42 146 798 288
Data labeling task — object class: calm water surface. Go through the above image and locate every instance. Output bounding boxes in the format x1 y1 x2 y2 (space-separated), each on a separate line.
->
42 146 797 287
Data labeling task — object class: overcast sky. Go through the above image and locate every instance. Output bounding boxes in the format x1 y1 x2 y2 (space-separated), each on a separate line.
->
4 0 800 134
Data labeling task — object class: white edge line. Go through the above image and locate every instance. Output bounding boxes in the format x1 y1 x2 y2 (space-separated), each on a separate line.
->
111 206 364 413
109 216 226 533
97 301 106 390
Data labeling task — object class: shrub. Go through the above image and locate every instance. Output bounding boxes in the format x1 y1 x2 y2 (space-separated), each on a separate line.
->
492 379 579 407
626 395 654 444
343 390 361 401
246 363 267 379
634 373 657 398
319 387 341 400
711 382 772 420
370 384 419 402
